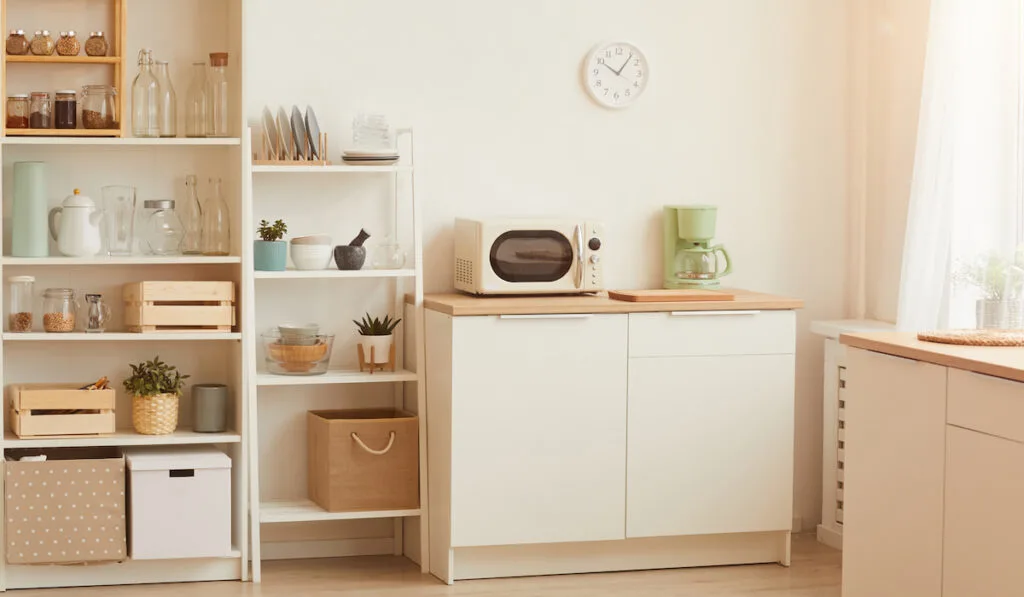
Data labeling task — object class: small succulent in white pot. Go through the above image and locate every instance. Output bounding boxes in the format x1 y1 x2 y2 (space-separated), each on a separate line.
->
353 313 401 364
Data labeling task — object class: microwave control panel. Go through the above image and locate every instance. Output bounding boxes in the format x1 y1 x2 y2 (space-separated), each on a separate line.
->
585 222 603 290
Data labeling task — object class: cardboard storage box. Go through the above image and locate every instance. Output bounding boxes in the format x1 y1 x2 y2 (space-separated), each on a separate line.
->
308 409 419 512
8 384 116 438
125 447 231 559
5 448 126 565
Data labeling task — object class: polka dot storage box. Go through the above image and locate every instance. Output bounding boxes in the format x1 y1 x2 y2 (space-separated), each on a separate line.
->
4 447 126 565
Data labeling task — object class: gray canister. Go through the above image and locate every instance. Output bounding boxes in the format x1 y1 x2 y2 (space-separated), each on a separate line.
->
11 162 48 257
192 384 228 433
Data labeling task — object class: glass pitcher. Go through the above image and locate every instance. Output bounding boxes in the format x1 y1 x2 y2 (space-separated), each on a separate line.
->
80 84 117 130
101 185 136 256
82 294 112 333
675 244 732 281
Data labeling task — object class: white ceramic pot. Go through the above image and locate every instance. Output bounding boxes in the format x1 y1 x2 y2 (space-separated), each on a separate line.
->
361 335 392 364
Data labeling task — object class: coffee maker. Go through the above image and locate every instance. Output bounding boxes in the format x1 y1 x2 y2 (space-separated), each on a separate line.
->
663 205 732 289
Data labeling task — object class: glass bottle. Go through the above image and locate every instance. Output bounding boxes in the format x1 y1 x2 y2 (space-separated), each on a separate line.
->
131 48 159 137
153 60 176 137
185 62 208 137
202 177 230 256
143 199 184 255
8 275 34 332
206 52 229 137
180 175 203 254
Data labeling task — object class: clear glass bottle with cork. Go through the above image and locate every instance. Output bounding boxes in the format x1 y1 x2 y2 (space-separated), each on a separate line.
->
206 52 229 137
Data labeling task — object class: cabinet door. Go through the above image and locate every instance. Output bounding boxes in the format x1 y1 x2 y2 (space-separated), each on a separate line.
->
449 314 628 547
944 426 1024 597
625 354 794 538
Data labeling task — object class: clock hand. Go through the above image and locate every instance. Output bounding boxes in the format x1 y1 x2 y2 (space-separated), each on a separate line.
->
599 61 617 75
614 53 633 76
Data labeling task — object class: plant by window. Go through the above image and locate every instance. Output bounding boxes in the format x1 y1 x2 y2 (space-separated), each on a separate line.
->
122 356 189 397
955 247 1024 301
352 313 402 336
257 219 288 242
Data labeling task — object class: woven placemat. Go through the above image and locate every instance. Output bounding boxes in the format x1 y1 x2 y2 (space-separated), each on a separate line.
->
918 329 1024 346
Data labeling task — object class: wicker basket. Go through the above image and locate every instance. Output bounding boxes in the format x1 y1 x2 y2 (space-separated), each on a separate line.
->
132 393 179 435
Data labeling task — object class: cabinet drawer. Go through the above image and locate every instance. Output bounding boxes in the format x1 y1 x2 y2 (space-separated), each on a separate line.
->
628 310 795 357
948 369 1024 442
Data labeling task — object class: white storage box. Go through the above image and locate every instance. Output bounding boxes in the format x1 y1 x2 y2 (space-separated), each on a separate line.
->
124 447 231 560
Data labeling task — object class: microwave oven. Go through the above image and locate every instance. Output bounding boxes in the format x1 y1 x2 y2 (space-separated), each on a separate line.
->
453 218 604 295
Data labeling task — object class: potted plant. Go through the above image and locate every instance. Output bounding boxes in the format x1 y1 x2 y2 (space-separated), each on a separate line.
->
254 219 288 271
956 247 1024 329
123 356 189 435
353 313 401 368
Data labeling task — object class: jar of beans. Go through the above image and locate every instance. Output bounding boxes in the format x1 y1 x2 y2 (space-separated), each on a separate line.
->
7 276 34 333
55 90 76 129
6 30 29 55
56 30 80 56
29 91 51 129
29 30 54 56
6 94 29 129
84 31 107 57
42 288 78 333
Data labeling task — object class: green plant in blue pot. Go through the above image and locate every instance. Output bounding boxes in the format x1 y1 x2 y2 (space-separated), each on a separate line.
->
254 219 288 271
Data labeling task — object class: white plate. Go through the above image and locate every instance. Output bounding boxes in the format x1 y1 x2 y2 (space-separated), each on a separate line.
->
342 148 399 157
342 158 399 166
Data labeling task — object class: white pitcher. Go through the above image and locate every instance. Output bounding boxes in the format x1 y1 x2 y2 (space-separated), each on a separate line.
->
48 189 103 257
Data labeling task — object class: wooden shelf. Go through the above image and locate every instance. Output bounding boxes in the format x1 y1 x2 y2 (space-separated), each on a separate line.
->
257 368 417 387
3 429 241 449
252 164 411 174
5 55 119 64
3 332 241 342
254 268 415 280
3 255 241 266
260 499 421 523
4 128 120 137
3 136 241 146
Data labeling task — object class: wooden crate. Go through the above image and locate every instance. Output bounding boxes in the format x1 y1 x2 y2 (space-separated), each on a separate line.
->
8 384 116 438
123 281 235 333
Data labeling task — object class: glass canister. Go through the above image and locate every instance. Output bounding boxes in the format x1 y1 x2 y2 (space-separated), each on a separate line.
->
55 90 76 129
8 275 34 332
143 199 184 255
206 52 229 137
29 30 53 56
84 31 107 56
80 85 117 129
29 91 51 129
6 94 29 128
42 288 78 333
6 30 29 55
56 30 80 56
83 294 112 333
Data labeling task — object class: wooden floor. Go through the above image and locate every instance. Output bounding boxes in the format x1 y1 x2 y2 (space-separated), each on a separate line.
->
15 534 840 596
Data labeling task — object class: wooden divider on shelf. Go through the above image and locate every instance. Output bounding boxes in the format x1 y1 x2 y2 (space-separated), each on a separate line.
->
253 131 330 166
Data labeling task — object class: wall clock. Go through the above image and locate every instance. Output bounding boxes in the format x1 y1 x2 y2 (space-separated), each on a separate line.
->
583 41 649 109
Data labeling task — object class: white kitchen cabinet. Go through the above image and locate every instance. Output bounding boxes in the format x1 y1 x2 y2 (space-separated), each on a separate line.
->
448 314 628 547
626 354 794 538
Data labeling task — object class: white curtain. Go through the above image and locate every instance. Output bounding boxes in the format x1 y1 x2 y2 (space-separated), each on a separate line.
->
897 0 1024 331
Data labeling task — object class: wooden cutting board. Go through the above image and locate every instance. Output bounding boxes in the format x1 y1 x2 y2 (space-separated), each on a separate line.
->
607 289 736 303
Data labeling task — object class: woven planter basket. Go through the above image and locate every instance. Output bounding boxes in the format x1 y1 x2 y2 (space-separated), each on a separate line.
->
132 392 179 435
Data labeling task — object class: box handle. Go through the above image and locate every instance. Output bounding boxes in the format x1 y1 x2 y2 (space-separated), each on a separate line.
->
169 469 195 478
669 310 761 316
351 431 396 456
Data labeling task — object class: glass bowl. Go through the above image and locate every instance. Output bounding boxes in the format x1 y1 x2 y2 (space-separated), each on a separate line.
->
263 331 334 375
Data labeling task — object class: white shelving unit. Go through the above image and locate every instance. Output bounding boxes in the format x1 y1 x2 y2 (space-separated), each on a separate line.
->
1 137 241 146
2 429 241 449
245 127 427 581
2 332 243 341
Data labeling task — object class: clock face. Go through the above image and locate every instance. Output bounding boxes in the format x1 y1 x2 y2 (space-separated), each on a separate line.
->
583 42 648 108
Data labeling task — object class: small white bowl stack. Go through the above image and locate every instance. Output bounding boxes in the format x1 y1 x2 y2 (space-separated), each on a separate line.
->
290 234 333 270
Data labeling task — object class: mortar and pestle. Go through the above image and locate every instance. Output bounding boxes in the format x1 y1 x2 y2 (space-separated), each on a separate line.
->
334 229 370 270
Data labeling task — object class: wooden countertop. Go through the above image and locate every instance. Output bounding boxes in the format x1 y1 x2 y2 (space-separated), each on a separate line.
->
842 332 1024 383
420 289 803 316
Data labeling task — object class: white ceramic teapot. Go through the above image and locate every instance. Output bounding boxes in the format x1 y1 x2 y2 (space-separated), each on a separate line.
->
48 189 103 257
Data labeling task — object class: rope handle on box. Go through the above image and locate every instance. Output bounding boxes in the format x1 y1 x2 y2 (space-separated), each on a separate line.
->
351 431 396 455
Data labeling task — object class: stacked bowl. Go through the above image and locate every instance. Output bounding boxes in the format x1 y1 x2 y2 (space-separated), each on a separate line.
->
290 234 332 270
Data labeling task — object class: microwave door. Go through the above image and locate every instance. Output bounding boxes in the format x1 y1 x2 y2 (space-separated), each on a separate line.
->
489 230 575 285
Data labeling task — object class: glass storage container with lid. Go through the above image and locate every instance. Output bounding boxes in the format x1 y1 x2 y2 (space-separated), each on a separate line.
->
56 30 80 56
42 287 78 333
80 84 117 129
143 199 184 255
6 30 29 55
29 30 54 56
29 91 51 129
55 90 76 129
84 31 107 56
6 94 29 128
8 275 34 332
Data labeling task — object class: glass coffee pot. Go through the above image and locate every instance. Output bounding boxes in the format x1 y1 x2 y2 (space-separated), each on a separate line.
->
673 243 732 283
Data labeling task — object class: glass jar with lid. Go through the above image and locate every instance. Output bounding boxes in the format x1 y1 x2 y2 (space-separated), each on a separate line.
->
42 288 78 333
80 84 117 129
84 32 107 57
8 276 34 332
6 94 29 128
55 90 76 129
55 30 80 56
143 199 184 255
6 30 29 55
29 91 51 129
29 30 54 56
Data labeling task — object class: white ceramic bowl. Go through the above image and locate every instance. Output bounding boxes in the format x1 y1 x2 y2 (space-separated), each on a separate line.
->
291 234 332 246
290 244 332 270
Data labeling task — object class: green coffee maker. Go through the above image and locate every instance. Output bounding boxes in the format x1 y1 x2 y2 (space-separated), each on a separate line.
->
663 205 732 289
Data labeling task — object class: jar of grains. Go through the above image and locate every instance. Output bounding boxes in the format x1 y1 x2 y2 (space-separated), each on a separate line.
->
7 276 34 333
55 90 76 129
80 84 117 129
84 31 107 57
55 30 80 56
29 91 51 129
29 30 54 56
6 30 29 55
42 288 78 333
6 94 29 129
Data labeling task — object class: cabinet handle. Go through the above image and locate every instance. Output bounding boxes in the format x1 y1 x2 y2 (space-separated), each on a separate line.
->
499 314 594 320
669 310 761 316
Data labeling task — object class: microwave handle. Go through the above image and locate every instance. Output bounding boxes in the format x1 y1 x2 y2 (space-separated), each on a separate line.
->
573 224 584 289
